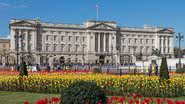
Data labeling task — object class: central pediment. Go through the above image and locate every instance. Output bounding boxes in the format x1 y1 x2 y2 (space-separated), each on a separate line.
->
157 28 174 34
10 20 37 26
87 23 116 30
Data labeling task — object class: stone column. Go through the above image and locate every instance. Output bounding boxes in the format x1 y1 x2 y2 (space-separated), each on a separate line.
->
42 33 45 51
34 30 37 51
25 30 28 51
165 36 167 53
109 33 112 52
19 29 22 52
161 36 163 54
170 36 173 54
103 33 106 52
51 31 54 51
98 33 100 52
10 29 16 51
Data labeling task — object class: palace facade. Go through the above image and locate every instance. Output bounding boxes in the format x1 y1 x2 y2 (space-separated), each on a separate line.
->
9 19 174 65
0 38 14 65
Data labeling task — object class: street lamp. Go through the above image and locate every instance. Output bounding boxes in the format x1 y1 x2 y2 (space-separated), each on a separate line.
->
14 31 22 70
132 45 137 74
111 45 113 66
176 33 184 68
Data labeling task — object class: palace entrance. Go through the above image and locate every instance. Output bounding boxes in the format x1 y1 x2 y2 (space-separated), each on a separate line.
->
59 56 65 64
99 55 105 65
120 55 132 65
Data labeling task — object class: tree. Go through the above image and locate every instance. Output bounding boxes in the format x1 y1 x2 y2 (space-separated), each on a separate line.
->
152 48 161 57
61 81 107 104
159 57 169 79
19 62 28 76
174 47 183 58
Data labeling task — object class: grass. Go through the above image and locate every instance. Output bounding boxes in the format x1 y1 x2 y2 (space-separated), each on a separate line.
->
0 91 60 104
0 91 184 104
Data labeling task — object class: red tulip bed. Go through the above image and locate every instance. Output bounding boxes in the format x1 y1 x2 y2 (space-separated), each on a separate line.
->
0 70 184 104
24 94 185 104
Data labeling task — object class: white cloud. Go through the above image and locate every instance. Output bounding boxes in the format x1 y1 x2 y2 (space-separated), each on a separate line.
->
0 2 27 9
0 2 11 8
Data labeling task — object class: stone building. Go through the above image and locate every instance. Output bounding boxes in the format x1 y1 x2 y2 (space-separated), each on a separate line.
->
0 38 14 65
9 19 174 65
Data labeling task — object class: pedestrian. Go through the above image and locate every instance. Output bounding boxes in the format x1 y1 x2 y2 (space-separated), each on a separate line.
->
46 64 50 72
36 64 40 71
155 64 158 76
148 64 152 76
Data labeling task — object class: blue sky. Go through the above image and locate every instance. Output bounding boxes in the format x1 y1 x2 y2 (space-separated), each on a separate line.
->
0 0 185 47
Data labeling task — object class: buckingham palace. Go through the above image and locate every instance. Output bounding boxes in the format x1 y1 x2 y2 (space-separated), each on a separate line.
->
9 19 174 65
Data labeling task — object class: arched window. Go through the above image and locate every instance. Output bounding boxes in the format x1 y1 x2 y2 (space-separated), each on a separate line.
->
82 44 86 52
46 43 50 51
122 45 125 53
68 44 72 52
53 44 57 51
75 44 79 52
61 44 65 52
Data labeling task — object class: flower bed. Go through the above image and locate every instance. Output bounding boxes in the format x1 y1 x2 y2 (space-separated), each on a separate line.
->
0 71 185 97
26 94 185 104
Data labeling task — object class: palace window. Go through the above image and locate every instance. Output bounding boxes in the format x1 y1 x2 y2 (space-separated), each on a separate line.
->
61 44 64 52
76 36 79 42
61 36 64 41
75 58 78 63
128 46 131 53
140 46 143 53
146 39 149 43
82 44 86 52
75 44 79 52
68 44 72 52
28 34 31 41
122 45 125 52
82 37 86 42
46 35 50 41
122 38 125 43
135 38 137 43
28 43 32 51
129 38 131 44
146 46 149 53
54 35 57 41
46 44 50 51
152 39 154 44
69 36 72 41
67 58 71 63
53 44 57 51
140 39 143 44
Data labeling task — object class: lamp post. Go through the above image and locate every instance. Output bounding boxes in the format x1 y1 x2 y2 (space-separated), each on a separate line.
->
111 45 113 66
14 31 22 70
132 45 137 74
176 33 184 68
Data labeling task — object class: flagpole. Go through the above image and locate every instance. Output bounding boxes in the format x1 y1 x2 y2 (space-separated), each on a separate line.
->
96 2 99 20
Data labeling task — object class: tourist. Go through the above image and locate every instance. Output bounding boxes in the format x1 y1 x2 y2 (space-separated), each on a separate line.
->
155 64 158 76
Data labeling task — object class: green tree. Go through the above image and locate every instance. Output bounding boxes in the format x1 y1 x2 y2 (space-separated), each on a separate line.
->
61 81 107 104
174 47 183 58
159 57 169 79
19 62 28 76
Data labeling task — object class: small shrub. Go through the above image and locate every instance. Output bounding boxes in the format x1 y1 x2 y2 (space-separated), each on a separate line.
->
93 68 102 74
159 57 169 79
176 68 185 74
61 81 107 104
19 62 28 76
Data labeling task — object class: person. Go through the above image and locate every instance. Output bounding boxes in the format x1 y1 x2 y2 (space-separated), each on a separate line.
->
46 64 50 72
57 65 61 71
36 64 40 71
155 64 158 76
148 64 152 76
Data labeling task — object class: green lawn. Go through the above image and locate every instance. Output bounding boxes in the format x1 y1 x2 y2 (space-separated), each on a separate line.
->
0 91 184 104
0 91 60 104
